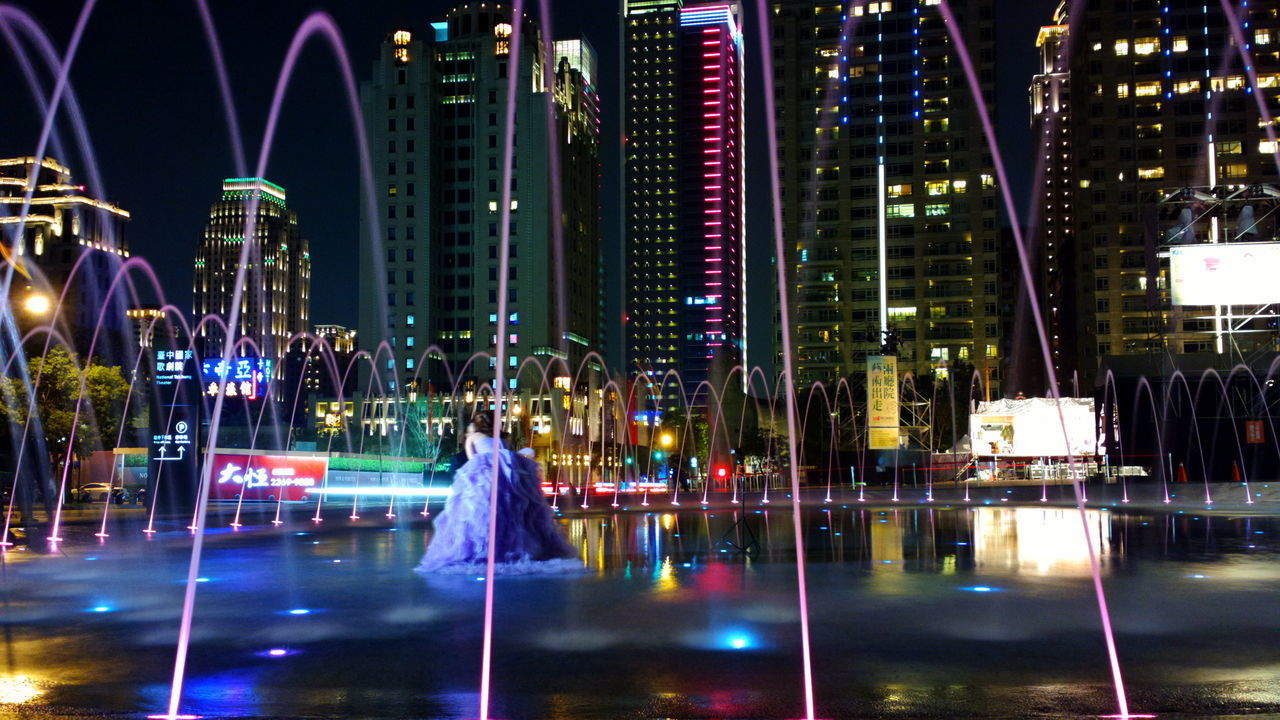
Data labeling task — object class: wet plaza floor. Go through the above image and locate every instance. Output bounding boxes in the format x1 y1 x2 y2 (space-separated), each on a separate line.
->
0 503 1278 719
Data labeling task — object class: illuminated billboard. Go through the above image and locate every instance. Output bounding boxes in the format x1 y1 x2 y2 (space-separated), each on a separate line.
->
201 357 273 400
208 453 328 502
1169 242 1280 306
969 397 1096 458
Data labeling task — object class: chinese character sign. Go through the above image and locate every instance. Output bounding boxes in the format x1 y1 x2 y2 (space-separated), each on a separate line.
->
200 357 273 400
1246 420 1265 444
208 453 329 502
867 355 899 450
154 349 196 387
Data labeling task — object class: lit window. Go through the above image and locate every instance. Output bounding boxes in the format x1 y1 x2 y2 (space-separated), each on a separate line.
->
1257 73 1280 89
1260 140 1278 154
925 203 949 216
1222 163 1249 178
1137 167 1165 180
886 204 915 218
1218 140 1242 155
981 174 995 189
1135 81 1160 96
952 179 967 193
886 184 912 197
1114 40 1129 56
1172 36 1189 52
1174 79 1201 94
926 180 949 195
1133 37 1158 55
1211 75 1247 91
1257 29 1273 45
1116 83 1130 98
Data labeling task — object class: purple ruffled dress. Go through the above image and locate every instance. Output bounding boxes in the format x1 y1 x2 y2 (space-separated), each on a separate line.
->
417 437 580 574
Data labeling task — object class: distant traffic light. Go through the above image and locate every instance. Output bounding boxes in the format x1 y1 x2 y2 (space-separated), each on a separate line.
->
653 450 665 461
625 456 634 465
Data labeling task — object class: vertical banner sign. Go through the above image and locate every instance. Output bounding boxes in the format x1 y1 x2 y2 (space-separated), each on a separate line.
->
867 355 899 450
149 349 200 509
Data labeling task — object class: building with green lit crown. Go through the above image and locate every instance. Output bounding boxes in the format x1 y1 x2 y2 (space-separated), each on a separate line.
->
193 177 311 365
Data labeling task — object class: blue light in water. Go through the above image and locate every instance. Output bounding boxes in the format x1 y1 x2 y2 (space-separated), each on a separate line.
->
196 577 211 583
90 605 112 613
287 608 311 615
722 631 755 650
258 647 297 658
881 560 893 564
955 542 969 546
960 586 1001 593
85 557 98 561
1187 574 1209 579
295 532 310 536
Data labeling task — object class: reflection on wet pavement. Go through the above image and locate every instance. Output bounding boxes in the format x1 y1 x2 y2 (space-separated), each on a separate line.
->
0 506 1277 719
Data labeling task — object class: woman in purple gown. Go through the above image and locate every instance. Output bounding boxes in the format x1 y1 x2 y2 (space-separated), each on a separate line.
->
417 412 578 574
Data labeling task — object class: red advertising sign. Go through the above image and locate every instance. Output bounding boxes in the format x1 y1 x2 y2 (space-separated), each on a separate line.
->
1246 420 1265 444
208 453 328 502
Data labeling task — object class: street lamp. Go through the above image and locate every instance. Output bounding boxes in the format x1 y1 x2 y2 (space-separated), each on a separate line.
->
659 432 674 448
23 292 49 316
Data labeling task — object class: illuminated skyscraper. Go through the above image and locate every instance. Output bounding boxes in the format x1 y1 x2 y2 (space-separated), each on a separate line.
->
0 156 131 356
1032 0 1280 387
624 1 746 392
193 177 311 365
359 7 602 394
770 0 1004 391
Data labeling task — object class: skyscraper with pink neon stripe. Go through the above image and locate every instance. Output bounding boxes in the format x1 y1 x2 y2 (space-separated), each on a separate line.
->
624 1 745 396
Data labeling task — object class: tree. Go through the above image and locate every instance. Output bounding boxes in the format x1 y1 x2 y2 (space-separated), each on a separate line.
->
0 346 131 474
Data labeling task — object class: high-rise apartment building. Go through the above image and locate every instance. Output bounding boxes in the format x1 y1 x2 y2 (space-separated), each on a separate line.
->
358 6 602 394
770 0 1003 390
0 156 132 356
1032 0 1280 387
193 177 311 364
624 1 746 391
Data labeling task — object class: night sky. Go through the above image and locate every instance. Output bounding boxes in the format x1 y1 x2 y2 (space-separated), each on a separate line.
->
3 0 1053 371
